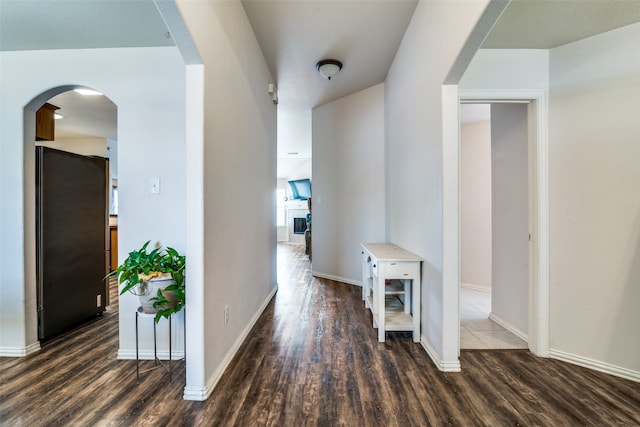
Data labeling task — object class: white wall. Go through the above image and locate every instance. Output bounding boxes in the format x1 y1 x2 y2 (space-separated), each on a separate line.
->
459 35 640 377
278 106 312 180
0 47 186 356
548 22 640 374
36 137 107 157
460 50 549 90
175 0 277 400
460 119 491 288
312 84 386 285
385 0 489 368
490 104 529 335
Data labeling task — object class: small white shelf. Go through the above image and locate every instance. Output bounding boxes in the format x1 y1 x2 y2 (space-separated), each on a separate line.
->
361 243 422 343
385 280 407 295
372 296 413 331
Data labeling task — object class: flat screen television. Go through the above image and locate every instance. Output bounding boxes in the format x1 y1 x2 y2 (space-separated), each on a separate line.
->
288 178 311 200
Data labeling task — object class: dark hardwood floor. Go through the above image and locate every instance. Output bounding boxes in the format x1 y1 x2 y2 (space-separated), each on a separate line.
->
1 243 639 426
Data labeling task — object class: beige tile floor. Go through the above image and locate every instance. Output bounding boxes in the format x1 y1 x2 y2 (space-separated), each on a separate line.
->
460 286 528 350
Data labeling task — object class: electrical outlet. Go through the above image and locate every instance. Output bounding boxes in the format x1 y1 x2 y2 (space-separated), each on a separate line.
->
150 178 160 194
224 305 230 325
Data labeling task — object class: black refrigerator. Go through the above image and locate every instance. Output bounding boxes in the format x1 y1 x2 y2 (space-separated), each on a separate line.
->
36 146 109 340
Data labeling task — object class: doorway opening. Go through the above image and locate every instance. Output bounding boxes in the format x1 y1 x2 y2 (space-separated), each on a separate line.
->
458 90 549 357
27 86 118 342
459 103 528 350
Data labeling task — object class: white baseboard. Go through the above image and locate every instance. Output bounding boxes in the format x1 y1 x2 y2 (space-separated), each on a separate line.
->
488 313 528 342
549 349 640 383
183 284 279 401
420 336 461 372
182 385 209 401
0 341 41 357
460 282 491 292
311 271 362 287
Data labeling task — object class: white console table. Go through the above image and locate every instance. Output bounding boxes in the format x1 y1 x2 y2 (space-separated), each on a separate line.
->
361 243 423 342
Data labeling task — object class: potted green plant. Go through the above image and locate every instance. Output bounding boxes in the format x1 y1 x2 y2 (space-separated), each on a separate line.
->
106 241 185 322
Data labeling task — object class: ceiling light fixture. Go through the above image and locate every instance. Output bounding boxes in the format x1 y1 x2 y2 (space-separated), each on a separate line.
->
74 88 103 96
316 59 343 80
54 113 63 120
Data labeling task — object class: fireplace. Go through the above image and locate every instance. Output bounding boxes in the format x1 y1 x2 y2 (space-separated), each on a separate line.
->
286 200 310 244
293 217 307 234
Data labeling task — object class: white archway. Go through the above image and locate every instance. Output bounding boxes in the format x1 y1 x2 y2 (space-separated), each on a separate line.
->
23 84 117 345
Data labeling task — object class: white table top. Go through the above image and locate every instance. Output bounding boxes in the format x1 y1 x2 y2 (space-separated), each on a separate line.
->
361 243 423 262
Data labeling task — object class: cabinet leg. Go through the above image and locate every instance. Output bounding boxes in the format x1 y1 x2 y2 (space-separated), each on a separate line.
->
412 278 420 342
377 277 386 342
135 311 140 383
404 279 411 314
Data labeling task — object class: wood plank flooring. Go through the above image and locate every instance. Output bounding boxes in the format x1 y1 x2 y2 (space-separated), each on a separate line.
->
1 243 639 426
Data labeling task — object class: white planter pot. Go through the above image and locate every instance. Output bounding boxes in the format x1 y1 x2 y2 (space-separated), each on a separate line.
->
137 274 178 314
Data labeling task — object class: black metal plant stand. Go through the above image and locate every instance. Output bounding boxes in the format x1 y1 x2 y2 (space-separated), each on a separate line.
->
135 306 184 383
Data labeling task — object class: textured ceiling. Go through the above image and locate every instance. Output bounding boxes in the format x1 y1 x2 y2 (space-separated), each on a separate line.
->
0 0 173 51
482 0 640 49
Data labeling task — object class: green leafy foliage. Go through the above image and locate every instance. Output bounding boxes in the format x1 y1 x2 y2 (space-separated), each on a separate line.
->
105 241 186 322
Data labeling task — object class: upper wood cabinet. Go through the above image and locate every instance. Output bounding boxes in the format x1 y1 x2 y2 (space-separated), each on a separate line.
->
36 103 59 141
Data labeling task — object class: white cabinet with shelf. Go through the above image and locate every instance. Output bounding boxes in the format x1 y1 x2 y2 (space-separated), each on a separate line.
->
361 243 422 342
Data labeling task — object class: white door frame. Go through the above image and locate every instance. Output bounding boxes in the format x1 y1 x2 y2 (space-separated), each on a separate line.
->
458 89 549 357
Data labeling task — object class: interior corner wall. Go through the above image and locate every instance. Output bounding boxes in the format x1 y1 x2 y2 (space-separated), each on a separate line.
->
175 0 278 399
0 47 186 357
548 22 640 374
384 0 489 366
490 104 529 335
460 120 491 288
277 179 289 242
312 84 386 284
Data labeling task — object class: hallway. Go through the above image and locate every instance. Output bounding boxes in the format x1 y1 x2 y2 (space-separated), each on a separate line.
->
0 243 638 425
460 286 528 350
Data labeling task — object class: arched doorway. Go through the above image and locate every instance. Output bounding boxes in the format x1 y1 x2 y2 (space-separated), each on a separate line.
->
25 85 118 341
1 47 188 390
